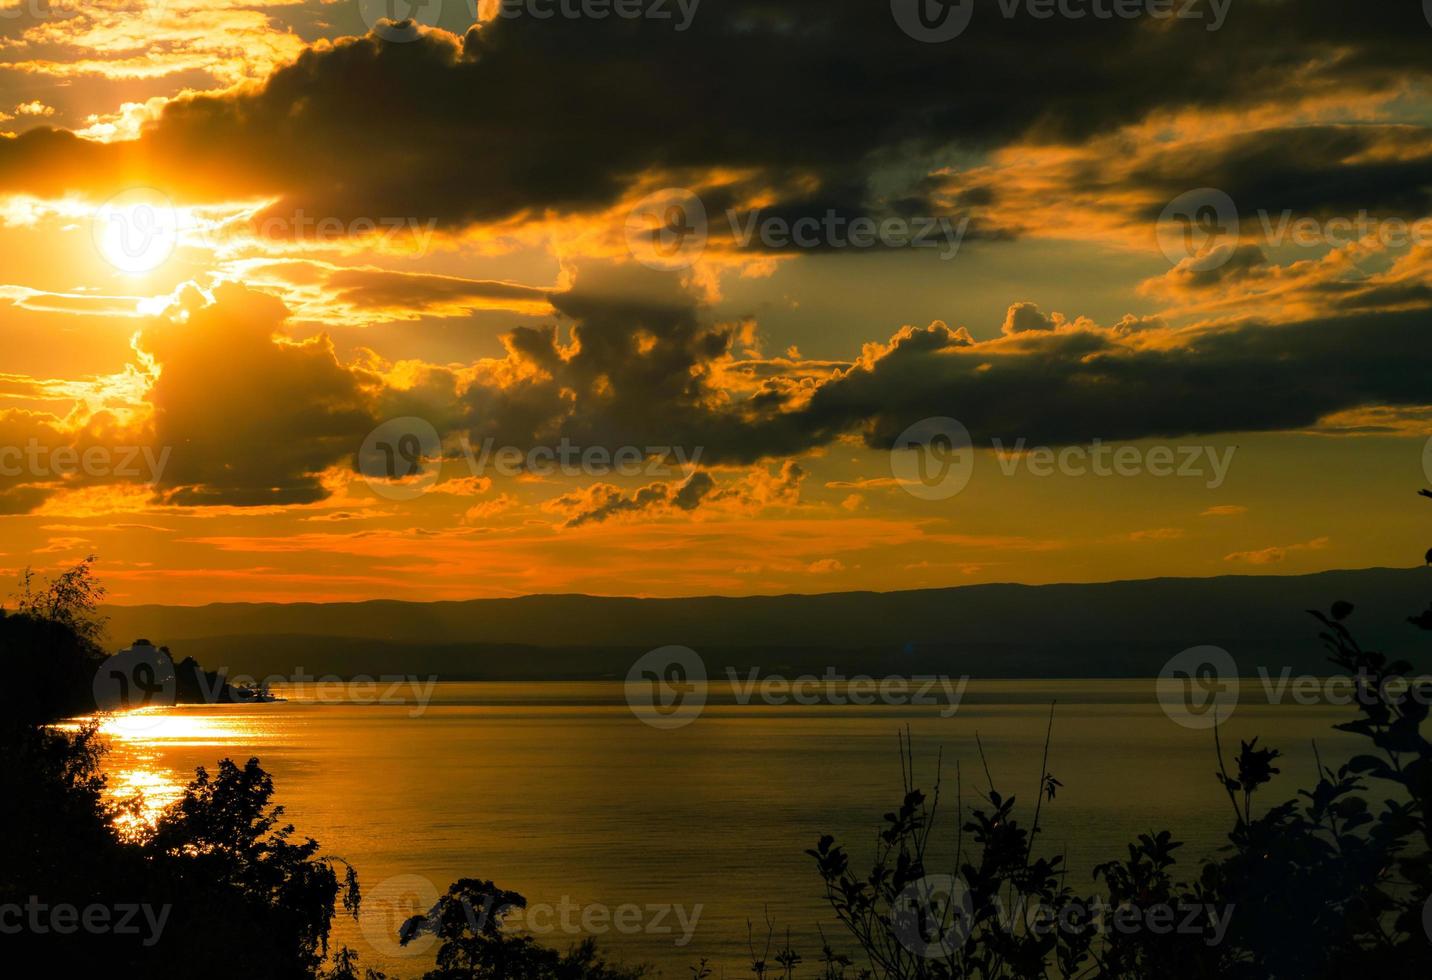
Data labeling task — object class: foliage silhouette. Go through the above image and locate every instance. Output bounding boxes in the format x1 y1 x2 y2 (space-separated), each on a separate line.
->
2 560 644 979
794 493 1432 978
1 566 362 977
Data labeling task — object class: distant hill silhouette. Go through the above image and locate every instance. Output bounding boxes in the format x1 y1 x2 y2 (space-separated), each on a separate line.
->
101 567 1432 680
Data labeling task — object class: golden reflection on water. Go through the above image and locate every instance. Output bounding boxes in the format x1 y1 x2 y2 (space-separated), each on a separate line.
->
65 708 269 837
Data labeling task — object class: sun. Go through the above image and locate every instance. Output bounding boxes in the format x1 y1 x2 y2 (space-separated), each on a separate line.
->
91 188 182 274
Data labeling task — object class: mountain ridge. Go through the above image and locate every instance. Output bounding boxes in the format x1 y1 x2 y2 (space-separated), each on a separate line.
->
97 566 1432 680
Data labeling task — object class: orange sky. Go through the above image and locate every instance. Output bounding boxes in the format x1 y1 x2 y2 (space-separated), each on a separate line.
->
2 3 1431 603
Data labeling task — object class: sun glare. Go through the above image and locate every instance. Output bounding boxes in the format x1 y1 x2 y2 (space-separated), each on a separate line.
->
91 189 181 274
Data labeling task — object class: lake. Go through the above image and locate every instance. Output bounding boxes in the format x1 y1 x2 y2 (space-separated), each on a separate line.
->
87 680 1362 977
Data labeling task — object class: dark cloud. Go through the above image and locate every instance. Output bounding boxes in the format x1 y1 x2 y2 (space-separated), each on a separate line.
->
1001 302 1056 334
0 406 160 514
546 462 805 527
437 259 1432 464
788 308 1432 451
0 409 70 514
5 3 1432 231
15 262 1432 512
139 283 380 505
550 471 715 527
321 268 550 312
1128 126 1432 222
457 263 759 457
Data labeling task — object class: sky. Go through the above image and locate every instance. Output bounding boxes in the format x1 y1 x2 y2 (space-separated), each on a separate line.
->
1 0 1430 604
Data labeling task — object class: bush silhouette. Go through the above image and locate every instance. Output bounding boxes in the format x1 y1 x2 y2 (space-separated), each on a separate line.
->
797 493 1432 979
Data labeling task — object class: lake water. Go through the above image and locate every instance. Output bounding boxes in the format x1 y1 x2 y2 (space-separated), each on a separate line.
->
88 680 1362 978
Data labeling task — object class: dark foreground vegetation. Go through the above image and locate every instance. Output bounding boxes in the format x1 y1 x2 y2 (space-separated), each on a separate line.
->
0 558 644 980
4 495 1432 978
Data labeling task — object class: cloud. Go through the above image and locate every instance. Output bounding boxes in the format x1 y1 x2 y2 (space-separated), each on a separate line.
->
7 4 1432 237
15 251 1432 515
0 0 309 106
463 492 518 522
545 461 805 528
455 263 771 461
224 259 553 324
546 471 715 528
137 282 381 505
1224 537 1330 565
1001 302 1057 335
778 303 1432 453
0 402 155 515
